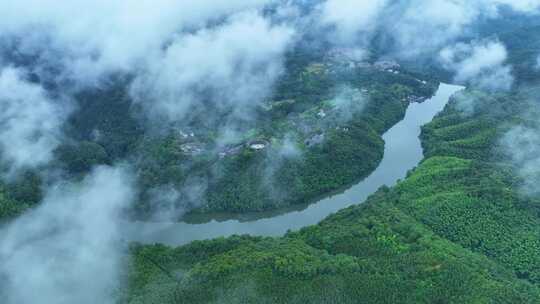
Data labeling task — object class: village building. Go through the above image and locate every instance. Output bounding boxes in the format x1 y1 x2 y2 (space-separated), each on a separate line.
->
374 60 400 71
247 140 270 151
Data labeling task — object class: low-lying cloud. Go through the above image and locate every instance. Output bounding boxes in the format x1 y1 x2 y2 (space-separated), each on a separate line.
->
440 40 514 91
0 165 134 304
501 124 540 197
318 0 387 46
0 0 273 87
0 67 69 176
130 11 295 124
313 0 540 59
1 1 540 303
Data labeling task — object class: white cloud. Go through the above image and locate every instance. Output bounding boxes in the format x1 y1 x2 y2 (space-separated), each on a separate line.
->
0 0 274 86
0 1 295 128
490 0 540 12
501 124 540 197
319 0 388 45
130 11 295 123
0 67 69 175
387 0 480 57
0 165 134 304
313 0 540 57
440 40 514 91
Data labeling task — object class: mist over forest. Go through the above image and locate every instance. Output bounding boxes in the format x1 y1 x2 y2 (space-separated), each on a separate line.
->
1 1 540 303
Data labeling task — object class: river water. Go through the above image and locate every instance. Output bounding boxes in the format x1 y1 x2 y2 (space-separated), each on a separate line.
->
125 83 464 246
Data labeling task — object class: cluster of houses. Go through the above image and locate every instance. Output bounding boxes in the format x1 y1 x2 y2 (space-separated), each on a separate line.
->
176 53 396 160
373 60 401 71
304 46 407 78
176 129 204 156
217 139 271 158
180 142 204 155
404 95 427 103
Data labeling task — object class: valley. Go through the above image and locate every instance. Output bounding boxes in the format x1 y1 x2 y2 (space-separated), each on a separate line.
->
2 2 540 304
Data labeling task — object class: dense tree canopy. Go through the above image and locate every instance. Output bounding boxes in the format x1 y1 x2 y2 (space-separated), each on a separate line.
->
121 89 540 303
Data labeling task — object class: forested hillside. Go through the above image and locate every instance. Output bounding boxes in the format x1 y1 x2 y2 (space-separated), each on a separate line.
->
4 2 540 304
122 87 540 303
0 47 436 221
133 51 436 216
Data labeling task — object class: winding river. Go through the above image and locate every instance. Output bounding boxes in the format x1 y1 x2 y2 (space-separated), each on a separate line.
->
125 83 464 246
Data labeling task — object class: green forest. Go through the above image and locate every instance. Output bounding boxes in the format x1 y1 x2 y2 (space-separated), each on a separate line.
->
0 46 437 220
132 51 437 216
121 87 540 303
4 2 540 304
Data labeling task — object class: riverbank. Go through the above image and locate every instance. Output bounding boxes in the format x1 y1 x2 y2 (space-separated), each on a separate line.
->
121 84 540 304
124 83 463 246
122 85 540 303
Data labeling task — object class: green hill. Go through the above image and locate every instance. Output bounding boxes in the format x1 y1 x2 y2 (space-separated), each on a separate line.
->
121 88 540 303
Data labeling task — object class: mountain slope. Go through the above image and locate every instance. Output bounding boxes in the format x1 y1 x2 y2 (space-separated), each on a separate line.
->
122 88 540 303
